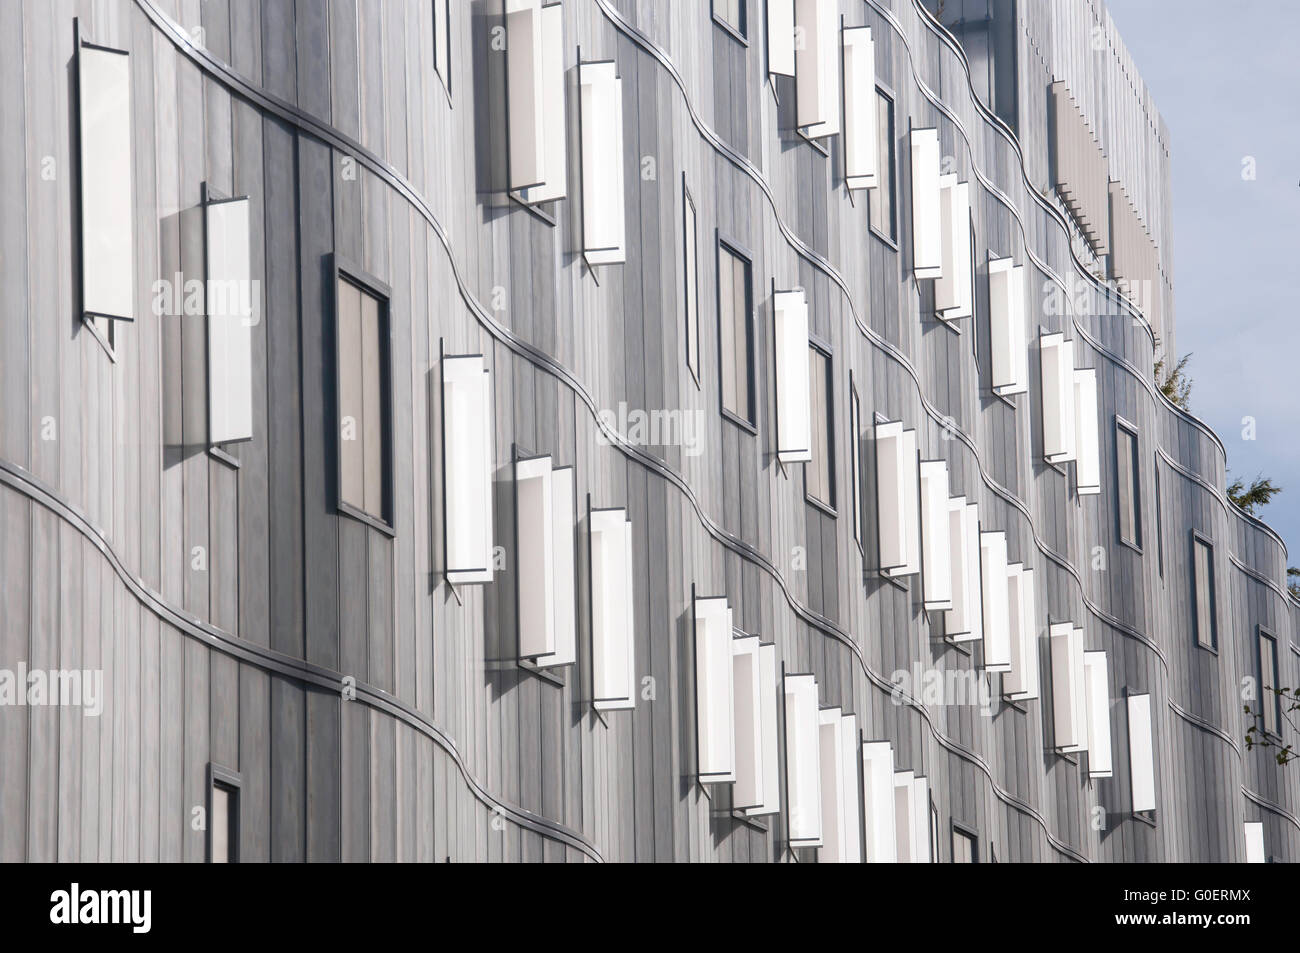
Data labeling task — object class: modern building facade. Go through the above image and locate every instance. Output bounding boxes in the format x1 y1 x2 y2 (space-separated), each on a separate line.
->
0 0 1294 862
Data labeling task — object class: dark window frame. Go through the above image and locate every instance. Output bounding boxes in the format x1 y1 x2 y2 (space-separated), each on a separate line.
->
1115 415 1142 552
332 255 397 537
711 0 749 44
715 234 758 433
206 763 242 864
1190 530 1218 652
951 821 980 863
849 371 863 552
1257 626 1281 740
868 84 899 248
804 339 836 514
682 175 702 389
1154 453 1164 578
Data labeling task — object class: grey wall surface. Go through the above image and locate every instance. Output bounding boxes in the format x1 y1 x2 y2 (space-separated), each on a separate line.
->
0 0 1295 863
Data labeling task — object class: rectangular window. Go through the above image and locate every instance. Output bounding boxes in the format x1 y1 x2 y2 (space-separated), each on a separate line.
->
806 345 834 508
1259 629 1280 737
850 378 863 547
205 194 255 446
683 180 701 385
713 0 747 38
952 825 977 863
869 89 896 242
774 290 811 462
1192 534 1217 650
717 240 754 426
1116 421 1141 548
207 766 241 863
336 267 393 531
433 0 451 91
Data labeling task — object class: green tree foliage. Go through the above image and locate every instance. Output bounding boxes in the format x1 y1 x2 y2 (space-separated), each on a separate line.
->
1227 474 1282 515
1289 567 1300 600
1154 353 1193 410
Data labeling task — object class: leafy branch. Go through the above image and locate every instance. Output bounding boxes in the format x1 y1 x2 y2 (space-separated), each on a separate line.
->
1244 686 1300 765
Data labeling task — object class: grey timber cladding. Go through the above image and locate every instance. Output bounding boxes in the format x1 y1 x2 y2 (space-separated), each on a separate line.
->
0 0 1296 864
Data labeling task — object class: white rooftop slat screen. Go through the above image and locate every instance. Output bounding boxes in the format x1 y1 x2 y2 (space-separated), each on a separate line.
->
1050 622 1085 751
774 289 812 463
1049 81 1109 256
935 176 972 319
744 643 781 817
78 41 135 323
591 509 635 710
842 27 877 190
784 673 822 847
861 741 896 862
443 355 495 584
579 61 625 264
1083 650 1113 778
1004 566 1039 700
694 595 736 783
980 532 1011 672
1040 332 1077 463
910 129 942 279
1128 692 1157 814
731 636 765 810
919 461 952 610
206 197 254 445
516 456 556 660
988 257 1028 396
794 0 839 139
767 0 795 77
1074 367 1101 495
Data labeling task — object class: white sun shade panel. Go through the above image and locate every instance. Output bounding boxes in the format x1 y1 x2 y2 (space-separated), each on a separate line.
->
515 3 567 203
732 636 765 809
1050 622 1085 751
744 643 781 817
980 532 1011 672
935 176 972 319
945 499 983 644
911 776 931 862
1074 367 1101 495
1244 822 1265 863
880 427 919 578
206 197 254 445
1083 650 1113 778
842 27 877 190
893 770 915 863
794 0 839 139
1040 333 1076 463
861 741 896 863
774 290 811 463
1128 692 1156 814
534 465 576 667
579 61 625 264
78 42 135 323
784 673 822 847
988 257 1028 395
1004 566 1039 700
694 595 736 783
443 355 494 584
516 456 555 660
506 0 545 192
838 713 862 863
817 708 849 862
767 0 795 77
910 129 942 279
591 509 635 710
919 461 952 610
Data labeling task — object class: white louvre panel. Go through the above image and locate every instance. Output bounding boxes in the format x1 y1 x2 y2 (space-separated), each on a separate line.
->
1073 367 1101 495
774 290 811 463
911 776 931 863
875 422 907 571
1040 333 1076 463
910 129 942 279
516 456 555 660
517 3 567 203
919 461 952 610
694 596 735 783
78 42 135 322
784 674 822 847
794 0 839 139
732 637 765 809
988 257 1028 396
767 0 795 77
534 466 576 667
980 532 1011 672
945 499 983 644
744 643 781 817
838 714 862 863
861 741 896 862
1128 693 1157 814
591 510 635 710
935 177 972 319
1049 82 1109 256
506 0 545 193
892 770 914 862
1244 822 1265 864
817 708 848 862
1083 650 1113 778
1050 622 1085 751
1004 566 1039 700
443 355 494 584
206 197 254 444
881 428 920 578
842 27 877 190
579 61 625 264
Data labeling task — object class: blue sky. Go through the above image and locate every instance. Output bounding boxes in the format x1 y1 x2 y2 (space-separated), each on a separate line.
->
1105 0 1300 560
